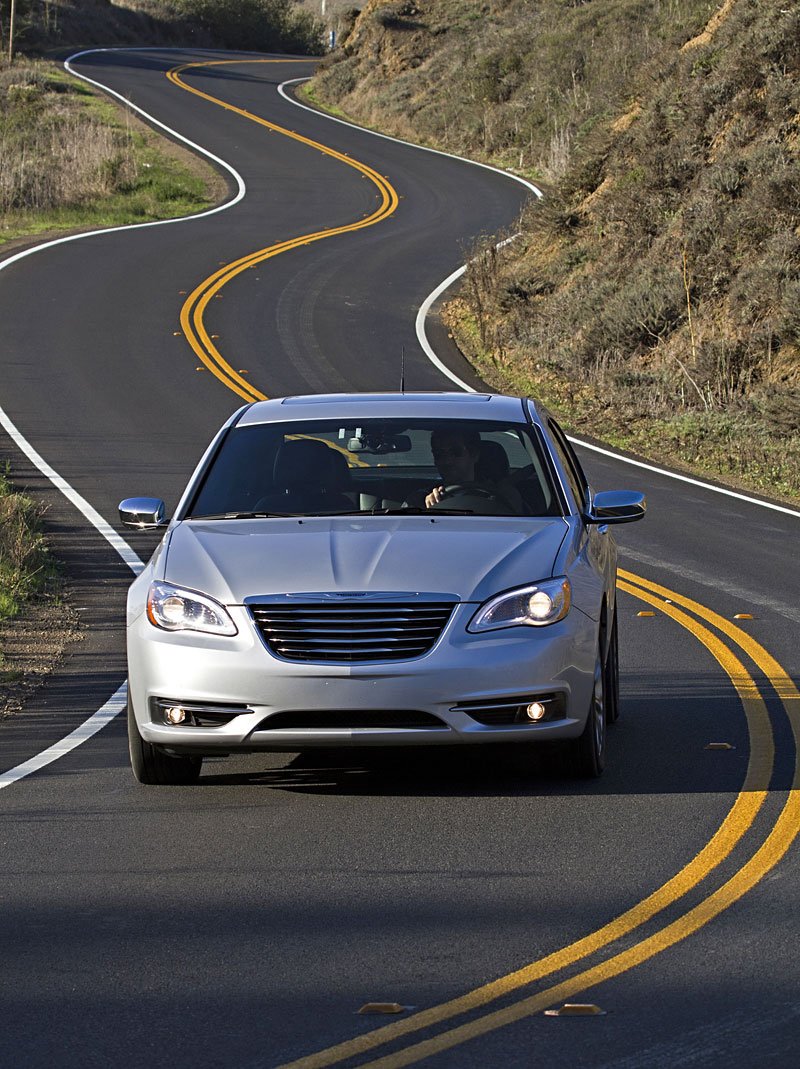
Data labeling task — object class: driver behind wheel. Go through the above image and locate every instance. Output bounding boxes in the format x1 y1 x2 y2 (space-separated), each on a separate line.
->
405 429 523 513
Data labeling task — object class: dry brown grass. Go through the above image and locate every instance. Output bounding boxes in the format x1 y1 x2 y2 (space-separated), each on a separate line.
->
0 62 139 215
0 471 52 621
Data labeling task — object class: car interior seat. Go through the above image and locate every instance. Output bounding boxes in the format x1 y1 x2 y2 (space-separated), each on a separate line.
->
258 439 354 513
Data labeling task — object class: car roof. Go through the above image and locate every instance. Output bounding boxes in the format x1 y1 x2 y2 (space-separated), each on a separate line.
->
236 392 537 427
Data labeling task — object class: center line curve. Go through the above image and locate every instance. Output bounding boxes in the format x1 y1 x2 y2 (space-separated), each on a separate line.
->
166 59 399 401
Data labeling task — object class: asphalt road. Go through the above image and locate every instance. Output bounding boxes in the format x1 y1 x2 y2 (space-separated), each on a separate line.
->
0 49 798 1069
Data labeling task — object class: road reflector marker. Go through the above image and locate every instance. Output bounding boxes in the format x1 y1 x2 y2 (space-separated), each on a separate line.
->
637 611 656 617
706 742 736 750
734 613 754 620
179 290 187 295
238 369 249 374
544 1003 606 1017
357 1003 407 1015
195 366 206 371
211 334 220 339
173 331 182 336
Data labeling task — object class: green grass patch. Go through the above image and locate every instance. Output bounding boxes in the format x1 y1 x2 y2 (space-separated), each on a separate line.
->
0 468 55 623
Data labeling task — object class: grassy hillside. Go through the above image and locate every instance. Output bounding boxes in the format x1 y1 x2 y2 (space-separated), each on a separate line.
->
311 1 800 500
1 0 322 54
0 58 225 246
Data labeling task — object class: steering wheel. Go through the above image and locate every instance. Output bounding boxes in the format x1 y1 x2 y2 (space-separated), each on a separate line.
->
442 484 496 499
427 484 498 510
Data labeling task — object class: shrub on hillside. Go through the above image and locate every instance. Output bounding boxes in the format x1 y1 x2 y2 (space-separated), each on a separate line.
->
174 0 323 52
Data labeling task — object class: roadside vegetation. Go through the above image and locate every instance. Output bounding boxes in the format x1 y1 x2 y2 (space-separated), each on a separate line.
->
0 469 54 679
311 0 800 501
0 0 323 55
0 470 51 620
0 59 220 246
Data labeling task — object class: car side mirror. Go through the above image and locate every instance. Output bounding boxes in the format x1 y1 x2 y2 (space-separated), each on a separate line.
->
585 490 646 525
119 497 167 529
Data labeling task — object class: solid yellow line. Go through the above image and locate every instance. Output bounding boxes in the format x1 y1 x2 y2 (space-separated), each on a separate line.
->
167 60 400 404
345 586 800 1069
275 580 775 1069
618 569 797 699
360 795 800 1069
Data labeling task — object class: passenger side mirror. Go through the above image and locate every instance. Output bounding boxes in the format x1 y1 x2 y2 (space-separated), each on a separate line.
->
585 490 646 525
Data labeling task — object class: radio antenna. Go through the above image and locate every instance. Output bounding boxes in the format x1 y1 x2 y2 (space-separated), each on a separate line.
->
400 346 406 394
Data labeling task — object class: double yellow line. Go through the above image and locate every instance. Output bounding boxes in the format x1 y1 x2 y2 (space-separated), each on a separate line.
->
164 61 799 1067
167 60 400 403
275 572 798 1069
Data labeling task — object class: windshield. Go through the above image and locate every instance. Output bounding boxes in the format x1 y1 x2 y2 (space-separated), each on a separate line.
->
186 418 561 519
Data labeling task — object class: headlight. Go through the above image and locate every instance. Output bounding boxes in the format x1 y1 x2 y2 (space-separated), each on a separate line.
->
146 581 237 636
468 577 571 632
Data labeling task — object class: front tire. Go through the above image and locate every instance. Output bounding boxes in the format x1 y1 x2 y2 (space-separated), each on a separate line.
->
567 656 606 778
128 696 202 785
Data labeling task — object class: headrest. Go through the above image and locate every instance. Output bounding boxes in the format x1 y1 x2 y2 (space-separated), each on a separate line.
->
476 440 510 482
273 439 339 490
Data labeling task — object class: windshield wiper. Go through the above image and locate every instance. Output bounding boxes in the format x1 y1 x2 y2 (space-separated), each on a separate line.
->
374 507 474 515
314 510 372 517
189 511 304 520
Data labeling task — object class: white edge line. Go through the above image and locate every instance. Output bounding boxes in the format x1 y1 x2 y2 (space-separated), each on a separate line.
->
0 684 128 790
277 78 800 522
0 405 144 575
278 78 543 198
0 45 253 789
561 439 800 518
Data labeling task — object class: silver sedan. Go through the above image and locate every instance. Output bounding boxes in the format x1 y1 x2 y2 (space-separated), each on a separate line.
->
120 393 645 784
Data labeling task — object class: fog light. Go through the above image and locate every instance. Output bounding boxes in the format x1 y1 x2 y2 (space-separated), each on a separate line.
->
526 701 547 722
164 706 187 725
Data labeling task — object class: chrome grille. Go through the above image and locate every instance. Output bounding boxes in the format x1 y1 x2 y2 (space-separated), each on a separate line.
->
250 600 456 663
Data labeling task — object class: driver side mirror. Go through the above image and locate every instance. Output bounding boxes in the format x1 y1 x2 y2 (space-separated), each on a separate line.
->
585 490 646 525
119 497 167 529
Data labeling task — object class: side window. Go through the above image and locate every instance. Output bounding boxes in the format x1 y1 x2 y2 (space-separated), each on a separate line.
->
547 419 588 511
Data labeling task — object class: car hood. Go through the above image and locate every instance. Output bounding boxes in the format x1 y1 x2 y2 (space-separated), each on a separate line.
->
162 517 568 605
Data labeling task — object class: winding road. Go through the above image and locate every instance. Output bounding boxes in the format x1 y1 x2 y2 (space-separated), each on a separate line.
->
0 49 798 1069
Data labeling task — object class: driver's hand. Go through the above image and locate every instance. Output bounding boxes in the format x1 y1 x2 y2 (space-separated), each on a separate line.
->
425 485 448 508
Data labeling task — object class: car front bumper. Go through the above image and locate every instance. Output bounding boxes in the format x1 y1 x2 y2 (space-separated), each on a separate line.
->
127 603 598 753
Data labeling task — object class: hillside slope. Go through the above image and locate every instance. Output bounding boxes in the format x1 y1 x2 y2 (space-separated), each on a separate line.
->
3 0 321 54
312 1 799 500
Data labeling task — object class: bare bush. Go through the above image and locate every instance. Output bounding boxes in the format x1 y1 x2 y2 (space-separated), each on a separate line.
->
540 123 572 183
